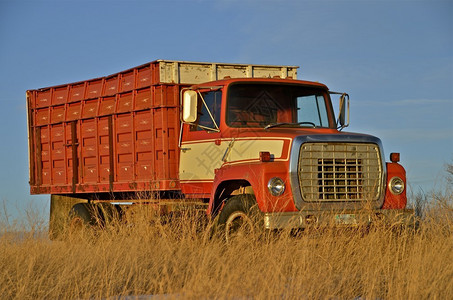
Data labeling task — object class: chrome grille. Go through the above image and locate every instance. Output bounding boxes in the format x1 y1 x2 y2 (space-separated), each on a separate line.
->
298 143 382 202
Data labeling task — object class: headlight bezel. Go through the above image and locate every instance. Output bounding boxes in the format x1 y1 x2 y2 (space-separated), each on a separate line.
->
267 177 285 196
389 176 405 195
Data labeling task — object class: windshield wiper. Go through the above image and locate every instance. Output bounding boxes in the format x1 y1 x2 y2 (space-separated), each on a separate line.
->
264 122 316 130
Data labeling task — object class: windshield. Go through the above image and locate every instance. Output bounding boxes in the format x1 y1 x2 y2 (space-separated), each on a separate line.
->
226 83 332 128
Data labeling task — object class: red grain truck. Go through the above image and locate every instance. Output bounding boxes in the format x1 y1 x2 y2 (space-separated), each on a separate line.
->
27 60 413 238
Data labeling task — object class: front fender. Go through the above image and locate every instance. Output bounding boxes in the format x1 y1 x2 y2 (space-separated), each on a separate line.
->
382 162 407 209
208 161 297 216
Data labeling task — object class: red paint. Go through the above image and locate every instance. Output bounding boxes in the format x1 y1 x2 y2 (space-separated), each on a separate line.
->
208 160 296 215
27 61 182 194
382 162 407 209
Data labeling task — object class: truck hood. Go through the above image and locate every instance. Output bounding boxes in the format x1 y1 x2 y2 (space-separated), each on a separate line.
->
225 127 380 141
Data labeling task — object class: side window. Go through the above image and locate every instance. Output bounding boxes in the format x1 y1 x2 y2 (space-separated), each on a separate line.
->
296 95 329 127
191 90 222 131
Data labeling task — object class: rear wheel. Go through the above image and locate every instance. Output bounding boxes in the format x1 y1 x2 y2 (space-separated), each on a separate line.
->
49 195 86 240
217 194 262 242
68 203 98 234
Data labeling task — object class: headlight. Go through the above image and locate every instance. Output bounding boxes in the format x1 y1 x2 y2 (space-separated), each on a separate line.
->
389 176 405 195
268 177 285 196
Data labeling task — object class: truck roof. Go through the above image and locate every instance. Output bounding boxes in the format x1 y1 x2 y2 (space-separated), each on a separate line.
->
190 77 329 90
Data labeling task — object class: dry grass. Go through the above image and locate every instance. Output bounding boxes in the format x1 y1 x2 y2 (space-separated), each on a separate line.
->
1 194 452 300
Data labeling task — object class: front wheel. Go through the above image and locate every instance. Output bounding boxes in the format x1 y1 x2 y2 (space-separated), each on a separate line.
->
217 194 262 242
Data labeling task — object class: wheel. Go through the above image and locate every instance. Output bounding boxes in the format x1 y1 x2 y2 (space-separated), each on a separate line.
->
49 195 86 240
97 203 122 227
68 203 98 233
217 194 262 242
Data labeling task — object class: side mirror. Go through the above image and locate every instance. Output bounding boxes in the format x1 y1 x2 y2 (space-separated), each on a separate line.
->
182 90 198 123
338 93 350 129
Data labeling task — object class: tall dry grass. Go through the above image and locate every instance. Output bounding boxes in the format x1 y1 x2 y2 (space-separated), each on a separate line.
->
1 194 452 300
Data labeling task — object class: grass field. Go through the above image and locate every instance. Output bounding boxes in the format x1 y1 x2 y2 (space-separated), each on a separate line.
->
1 192 452 299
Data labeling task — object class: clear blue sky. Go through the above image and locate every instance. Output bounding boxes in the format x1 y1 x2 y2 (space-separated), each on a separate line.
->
0 0 452 222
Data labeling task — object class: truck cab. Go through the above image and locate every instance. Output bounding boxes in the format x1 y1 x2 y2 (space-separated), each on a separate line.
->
179 77 410 235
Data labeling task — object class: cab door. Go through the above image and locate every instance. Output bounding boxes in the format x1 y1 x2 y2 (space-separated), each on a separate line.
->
179 90 227 197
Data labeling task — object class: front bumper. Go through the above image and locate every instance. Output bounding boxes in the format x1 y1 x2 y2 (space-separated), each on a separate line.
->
263 209 416 230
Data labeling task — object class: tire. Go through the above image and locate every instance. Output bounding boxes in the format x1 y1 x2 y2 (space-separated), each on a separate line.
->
49 195 86 240
97 203 122 227
68 203 98 233
217 194 262 242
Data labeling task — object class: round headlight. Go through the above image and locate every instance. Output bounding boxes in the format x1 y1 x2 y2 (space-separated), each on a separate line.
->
268 177 285 196
389 176 405 195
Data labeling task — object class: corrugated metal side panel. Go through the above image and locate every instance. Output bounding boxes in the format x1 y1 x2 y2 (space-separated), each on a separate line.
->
27 61 181 195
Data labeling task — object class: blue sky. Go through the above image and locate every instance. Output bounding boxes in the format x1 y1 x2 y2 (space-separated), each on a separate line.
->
0 0 452 222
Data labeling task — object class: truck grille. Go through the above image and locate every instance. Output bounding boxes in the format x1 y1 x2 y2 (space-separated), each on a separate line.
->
298 143 382 202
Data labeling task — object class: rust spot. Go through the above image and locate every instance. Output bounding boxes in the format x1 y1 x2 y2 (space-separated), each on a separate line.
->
129 182 138 190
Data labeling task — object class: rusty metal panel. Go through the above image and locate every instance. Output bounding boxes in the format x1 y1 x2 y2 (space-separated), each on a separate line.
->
50 124 65 185
36 108 50 126
157 60 298 84
36 89 51 108
69 83 85 102
98 116 111 183
27 93 36 187
26 60 191 194
117 92 134 113
135 88 152 110
40 126 51 185
70 121 79 193
51 105 65 124
66 102 82 121
104 75 119 96
135 110 154 179
99 96 116 116
64 123 75 187
116 113 134 182
120 70 135 92
86 79 103 99
80 119 98 183
82 99 98 119
137 65 152 88
52 86 69 105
